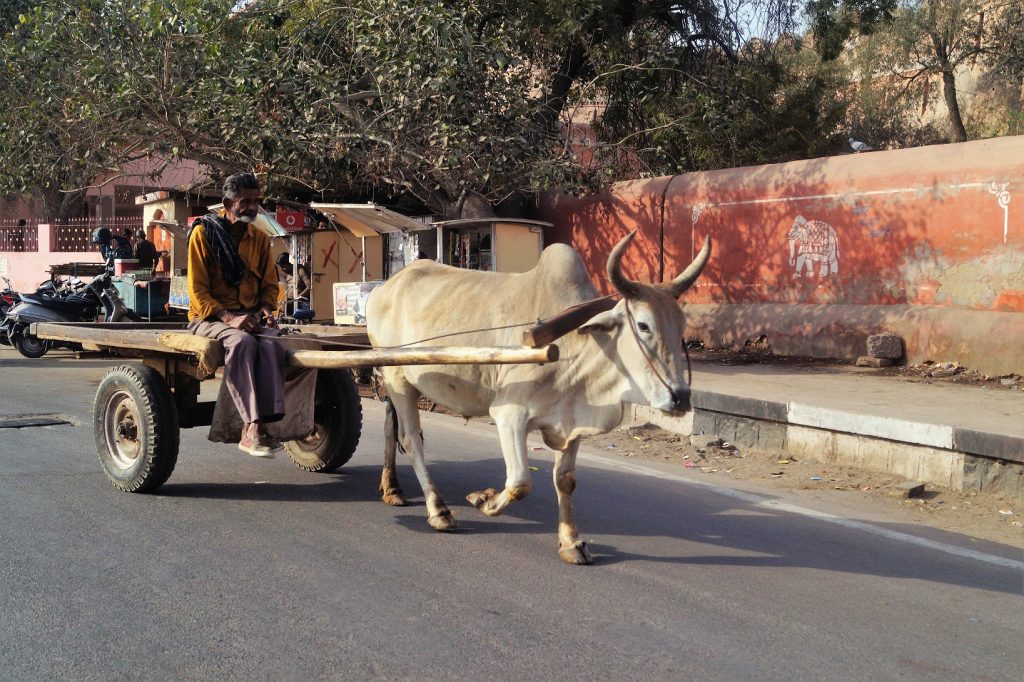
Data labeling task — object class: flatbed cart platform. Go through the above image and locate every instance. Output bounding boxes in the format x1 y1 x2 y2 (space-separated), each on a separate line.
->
31 322 558 493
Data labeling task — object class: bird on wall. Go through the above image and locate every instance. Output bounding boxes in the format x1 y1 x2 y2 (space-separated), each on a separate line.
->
848 137 874 153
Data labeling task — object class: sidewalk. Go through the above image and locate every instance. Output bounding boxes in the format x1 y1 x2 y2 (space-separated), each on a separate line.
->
635 358 1024 499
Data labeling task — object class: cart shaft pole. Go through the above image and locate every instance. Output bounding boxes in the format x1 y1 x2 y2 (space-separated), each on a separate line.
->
288 344 558 369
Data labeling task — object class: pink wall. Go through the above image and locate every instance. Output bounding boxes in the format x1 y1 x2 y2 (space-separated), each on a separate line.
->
0 224 104 292
539 136 1024 312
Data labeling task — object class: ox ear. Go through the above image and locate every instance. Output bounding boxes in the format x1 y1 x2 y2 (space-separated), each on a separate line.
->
577 308 623 336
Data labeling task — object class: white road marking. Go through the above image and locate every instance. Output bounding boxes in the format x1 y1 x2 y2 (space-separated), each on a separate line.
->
582 454 1024 572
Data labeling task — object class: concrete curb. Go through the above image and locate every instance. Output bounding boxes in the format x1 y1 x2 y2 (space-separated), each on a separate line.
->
689 390 1024 464
631 391 1024 499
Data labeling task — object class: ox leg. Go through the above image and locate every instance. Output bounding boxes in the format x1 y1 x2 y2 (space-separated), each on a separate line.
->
387 381 456 531
380 399 407 506
467 408 530 517
553 440 592 565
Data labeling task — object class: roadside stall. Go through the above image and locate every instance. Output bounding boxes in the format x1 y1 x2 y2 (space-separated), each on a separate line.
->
307 203 427 325
384 218 548 276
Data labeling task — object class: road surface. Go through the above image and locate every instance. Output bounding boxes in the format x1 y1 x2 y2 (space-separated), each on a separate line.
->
1 348 1021 680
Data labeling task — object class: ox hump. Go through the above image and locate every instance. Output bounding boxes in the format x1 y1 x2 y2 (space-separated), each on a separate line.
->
534 244 597 301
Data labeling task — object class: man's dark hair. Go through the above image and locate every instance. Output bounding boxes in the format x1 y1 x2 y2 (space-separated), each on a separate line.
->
223 172 260 200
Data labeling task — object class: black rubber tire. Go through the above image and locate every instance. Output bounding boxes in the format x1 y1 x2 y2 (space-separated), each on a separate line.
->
285 369 362 472
13 332 47 359
94 364 179 492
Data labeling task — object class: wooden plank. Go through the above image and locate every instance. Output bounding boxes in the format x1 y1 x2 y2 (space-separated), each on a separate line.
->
522 296 618 347
290 345 559 369
31 322 191 355
40 321 187 331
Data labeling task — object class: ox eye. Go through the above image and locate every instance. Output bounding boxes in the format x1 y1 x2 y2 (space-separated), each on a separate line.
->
637 322 651 333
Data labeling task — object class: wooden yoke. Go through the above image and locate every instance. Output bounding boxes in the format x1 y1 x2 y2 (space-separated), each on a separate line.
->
522 295 618 348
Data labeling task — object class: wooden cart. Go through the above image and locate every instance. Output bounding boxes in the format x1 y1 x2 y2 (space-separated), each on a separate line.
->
31 322 558 493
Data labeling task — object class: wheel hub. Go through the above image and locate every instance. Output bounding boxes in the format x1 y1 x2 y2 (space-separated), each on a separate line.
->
116 419 138 440
104 390 142 469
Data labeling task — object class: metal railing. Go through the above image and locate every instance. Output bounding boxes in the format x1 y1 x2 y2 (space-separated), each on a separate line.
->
49 217 143 253
0 221 39 252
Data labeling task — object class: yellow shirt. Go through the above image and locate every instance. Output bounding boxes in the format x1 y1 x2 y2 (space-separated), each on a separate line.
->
187 217 280 321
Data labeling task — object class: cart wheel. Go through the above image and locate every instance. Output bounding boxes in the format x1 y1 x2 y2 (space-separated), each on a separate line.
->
94 365 179 492
285 369 362 472
13 331 47 359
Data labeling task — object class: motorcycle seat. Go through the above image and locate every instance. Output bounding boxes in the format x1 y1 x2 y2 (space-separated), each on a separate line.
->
18 293 92 314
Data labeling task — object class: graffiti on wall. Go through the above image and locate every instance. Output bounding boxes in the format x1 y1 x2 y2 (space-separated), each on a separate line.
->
787 215 839 278
988 182 1010 243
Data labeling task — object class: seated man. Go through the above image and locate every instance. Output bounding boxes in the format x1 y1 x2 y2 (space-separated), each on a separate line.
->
187 172 286 458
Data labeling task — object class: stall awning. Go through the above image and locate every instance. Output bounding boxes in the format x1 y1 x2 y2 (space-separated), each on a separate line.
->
311 203 427 238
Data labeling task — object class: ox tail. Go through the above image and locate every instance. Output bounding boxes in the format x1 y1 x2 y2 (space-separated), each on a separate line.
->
385 398 405 455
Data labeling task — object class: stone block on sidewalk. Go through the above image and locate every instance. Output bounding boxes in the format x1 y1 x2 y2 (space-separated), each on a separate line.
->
867 333 904 359
856 355 896 367
895 480 926 498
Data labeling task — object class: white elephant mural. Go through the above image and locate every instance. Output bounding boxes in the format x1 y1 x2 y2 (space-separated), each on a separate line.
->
788 215 839 278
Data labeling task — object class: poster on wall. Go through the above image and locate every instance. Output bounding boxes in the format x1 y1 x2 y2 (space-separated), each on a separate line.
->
333 280 384 325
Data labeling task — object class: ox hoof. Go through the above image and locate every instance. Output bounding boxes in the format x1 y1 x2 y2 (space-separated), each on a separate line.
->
381 491 407 507
559 541 593 566
428 511 456 532
466 488 500 514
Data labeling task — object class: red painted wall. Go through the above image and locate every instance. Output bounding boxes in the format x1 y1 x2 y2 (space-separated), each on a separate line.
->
540 136 1024 312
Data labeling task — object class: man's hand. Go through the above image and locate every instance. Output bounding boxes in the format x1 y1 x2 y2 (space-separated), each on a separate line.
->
259 305 279 329
218 310 261 333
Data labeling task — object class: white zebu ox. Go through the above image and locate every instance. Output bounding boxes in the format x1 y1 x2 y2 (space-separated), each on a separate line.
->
366 232 711 564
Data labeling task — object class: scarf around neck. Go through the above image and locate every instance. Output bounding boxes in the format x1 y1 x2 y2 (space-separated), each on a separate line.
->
190 213 248 287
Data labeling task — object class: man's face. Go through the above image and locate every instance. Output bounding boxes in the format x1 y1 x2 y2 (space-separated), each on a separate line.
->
224 187 261 224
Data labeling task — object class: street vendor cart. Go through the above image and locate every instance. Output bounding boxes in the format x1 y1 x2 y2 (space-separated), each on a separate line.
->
31 321 558 493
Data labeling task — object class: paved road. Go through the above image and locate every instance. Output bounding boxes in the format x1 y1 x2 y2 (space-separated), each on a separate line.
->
1 348 1022 681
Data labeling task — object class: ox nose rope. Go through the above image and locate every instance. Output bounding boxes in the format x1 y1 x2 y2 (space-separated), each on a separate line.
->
623 299 692 397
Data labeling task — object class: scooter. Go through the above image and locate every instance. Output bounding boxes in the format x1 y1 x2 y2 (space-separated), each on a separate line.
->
0 276 71 346
0 277 19 346
1 270 140 358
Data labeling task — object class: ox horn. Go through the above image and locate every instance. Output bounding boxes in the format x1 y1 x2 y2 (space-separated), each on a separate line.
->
606 230 644 299
666 235 712 298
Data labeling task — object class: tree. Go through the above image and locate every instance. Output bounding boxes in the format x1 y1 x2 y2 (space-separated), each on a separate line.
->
0 1 847 217
0 4 99 218
816 1 999 144
983 2 1024 134
0 0 601 217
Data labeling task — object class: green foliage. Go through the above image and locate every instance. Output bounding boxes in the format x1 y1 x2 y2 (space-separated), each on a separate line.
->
806 0 897 60
0 0 589 215
7 0 1000 218
984 3 1024 83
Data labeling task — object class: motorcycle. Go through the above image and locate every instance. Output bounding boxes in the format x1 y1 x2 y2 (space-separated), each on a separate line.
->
1 270 140 358
0 277 20 345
